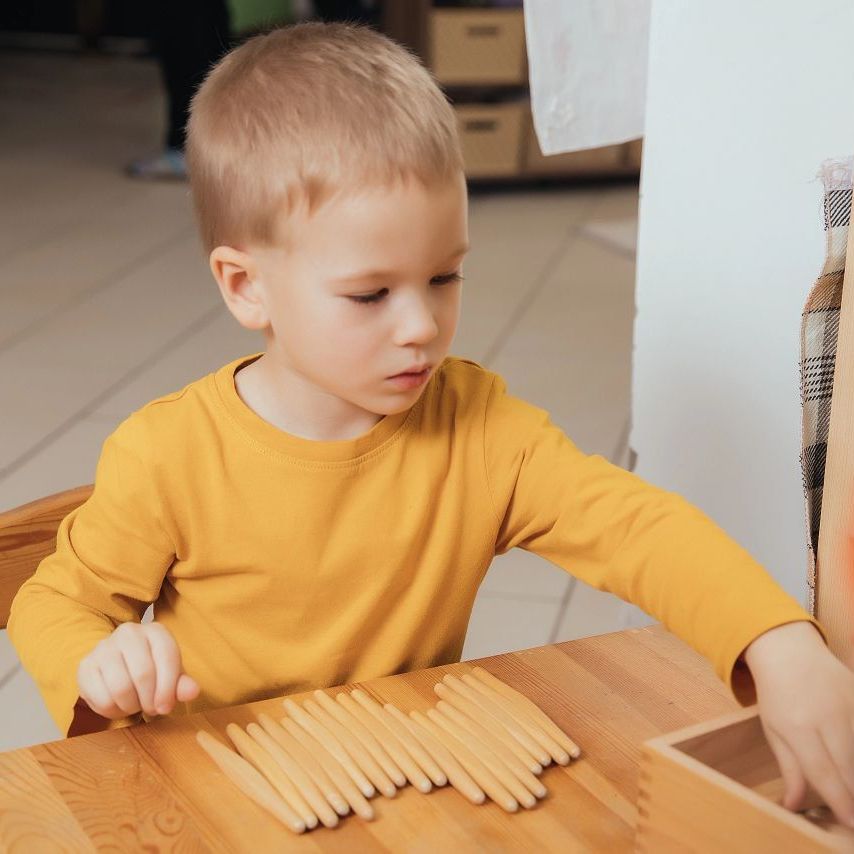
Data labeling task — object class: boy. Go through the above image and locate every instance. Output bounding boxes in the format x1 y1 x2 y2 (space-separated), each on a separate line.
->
9 22 854 826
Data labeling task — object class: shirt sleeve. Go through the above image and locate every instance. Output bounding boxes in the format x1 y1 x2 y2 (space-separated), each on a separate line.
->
481 374 824 702
6 418 175 735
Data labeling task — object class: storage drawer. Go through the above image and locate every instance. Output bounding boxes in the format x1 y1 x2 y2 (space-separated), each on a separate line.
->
455 101 525 178
430 9 526 86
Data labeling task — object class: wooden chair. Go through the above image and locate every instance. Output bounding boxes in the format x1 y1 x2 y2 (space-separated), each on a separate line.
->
0 485 93 630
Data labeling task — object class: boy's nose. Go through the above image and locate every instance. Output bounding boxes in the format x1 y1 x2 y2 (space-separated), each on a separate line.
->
393 297 440 346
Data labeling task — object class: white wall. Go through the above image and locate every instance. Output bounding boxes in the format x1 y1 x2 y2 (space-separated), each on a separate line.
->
632 1 854 603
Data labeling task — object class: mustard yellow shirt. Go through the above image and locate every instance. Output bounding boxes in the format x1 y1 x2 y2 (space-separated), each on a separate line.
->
8 354 816 736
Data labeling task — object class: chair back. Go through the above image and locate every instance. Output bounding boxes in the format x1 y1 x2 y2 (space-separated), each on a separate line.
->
0 485 93 629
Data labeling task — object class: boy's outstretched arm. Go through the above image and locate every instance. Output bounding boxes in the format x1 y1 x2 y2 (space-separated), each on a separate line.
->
480 372 849 823
744 621 854 827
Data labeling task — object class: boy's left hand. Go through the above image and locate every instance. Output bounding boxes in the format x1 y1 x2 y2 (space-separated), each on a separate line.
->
744 620 854 828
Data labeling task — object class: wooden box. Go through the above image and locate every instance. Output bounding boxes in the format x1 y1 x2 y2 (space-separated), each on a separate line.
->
430 9 527 86
636 707 854 852
455 101 525 178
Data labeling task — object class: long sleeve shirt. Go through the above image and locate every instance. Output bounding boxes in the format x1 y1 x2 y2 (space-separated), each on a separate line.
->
7 354 818 736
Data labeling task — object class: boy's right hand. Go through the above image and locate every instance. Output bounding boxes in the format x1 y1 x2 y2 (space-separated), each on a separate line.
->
77 622 200 719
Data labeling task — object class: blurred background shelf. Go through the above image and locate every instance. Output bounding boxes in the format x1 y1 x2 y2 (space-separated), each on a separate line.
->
383 1 642 182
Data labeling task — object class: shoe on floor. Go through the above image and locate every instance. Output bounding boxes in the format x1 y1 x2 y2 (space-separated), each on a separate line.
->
125 148 187 181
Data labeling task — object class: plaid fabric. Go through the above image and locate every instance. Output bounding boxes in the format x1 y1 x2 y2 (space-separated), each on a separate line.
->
801 157 852 613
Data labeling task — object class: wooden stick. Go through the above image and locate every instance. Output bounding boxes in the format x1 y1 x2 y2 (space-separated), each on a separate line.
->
375 704 455 791
257 713 350 817
246 722 340 828
313 690 406 788
420 710 518 813
460 673 571 765
434 681 543 775
431 706 537 809
402 710 485 805
435 699 547 799
225 723 318 830
195 730 306 834
381 703 447 788
283 698 376 800
279 716 374 821
443 674 551 767
348 690 433 794
303 698 397 799
471 666 581 758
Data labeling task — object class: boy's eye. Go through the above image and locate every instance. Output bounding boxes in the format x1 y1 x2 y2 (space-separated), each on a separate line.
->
348 272 464 305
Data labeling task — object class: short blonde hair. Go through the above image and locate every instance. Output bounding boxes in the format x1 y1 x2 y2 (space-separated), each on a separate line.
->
186 22 465 253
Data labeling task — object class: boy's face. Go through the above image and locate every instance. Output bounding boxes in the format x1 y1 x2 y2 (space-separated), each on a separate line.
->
240 173 469 417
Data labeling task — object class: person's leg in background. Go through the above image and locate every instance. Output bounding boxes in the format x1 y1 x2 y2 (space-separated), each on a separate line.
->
127 0 231 180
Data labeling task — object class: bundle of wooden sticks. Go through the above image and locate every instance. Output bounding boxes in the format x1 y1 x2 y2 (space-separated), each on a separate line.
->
196 666 581 834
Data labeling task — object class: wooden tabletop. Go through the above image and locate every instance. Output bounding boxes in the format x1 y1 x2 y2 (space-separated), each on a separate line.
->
0 626 740 852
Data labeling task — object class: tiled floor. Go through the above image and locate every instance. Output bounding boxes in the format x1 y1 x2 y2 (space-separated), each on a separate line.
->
0 49 650 751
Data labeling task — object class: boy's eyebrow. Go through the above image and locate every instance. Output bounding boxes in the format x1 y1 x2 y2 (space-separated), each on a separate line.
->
331 244 470 283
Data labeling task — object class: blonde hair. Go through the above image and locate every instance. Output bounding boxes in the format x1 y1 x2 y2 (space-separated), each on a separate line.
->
186 22 465 253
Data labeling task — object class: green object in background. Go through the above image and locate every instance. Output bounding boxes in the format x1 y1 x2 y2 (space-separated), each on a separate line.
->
226 0 295 35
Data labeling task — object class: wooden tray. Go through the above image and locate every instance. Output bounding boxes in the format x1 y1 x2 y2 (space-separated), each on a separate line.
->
636 706 854 852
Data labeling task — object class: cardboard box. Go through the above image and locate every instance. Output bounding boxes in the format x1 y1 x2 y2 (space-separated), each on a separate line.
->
455 101 525 178
430 9 527 86
637 707 852 852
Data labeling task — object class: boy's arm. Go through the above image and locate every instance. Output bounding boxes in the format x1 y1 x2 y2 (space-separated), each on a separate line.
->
6 423 174 736
482 375 821 701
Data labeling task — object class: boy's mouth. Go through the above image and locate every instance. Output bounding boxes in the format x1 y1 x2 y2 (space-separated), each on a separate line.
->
389 364 432 379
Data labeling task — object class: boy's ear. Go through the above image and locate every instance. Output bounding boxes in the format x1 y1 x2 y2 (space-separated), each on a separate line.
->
209 246 270 331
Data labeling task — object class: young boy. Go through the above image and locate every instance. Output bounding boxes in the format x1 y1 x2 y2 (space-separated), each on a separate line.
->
9 22 854 826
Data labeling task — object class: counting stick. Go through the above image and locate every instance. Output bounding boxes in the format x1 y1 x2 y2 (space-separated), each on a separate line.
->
461 673 570 765
471 666 581 758
349 690 433 794
314 690 406 788
196 730 306 834
381 703 447 787
434 681 542 775
435 700 546 800
283 699 376 800
247 722 340 828
402 709 485 805
304 698 397 798
279 716 375 821
443 675 551 767
420 709 518 813
431 706 537 809
257 713 350 817
226 723 318 829
383 703 468 804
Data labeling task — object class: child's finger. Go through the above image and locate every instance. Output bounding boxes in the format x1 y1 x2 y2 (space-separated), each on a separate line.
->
794 731 854 827
765 727 806 810
97 655 142 716
176 673 201 703
78 659 125 719
820 717 854 806
145 623 185 713
117 631 158 716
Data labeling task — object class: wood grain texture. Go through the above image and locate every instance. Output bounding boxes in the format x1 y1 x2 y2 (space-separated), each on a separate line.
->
0 627 739 852
816 206 854 659
0 483 92 629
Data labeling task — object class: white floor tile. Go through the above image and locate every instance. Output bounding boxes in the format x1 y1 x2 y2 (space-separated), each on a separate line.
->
0 661 63 751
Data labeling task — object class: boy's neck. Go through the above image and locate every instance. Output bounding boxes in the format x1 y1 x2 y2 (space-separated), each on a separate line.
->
233 353 385 442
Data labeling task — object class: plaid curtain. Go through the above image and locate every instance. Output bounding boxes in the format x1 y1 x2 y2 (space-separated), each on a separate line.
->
800 156 852 614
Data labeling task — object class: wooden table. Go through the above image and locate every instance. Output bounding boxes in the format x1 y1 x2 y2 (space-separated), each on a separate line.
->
0 626 740 852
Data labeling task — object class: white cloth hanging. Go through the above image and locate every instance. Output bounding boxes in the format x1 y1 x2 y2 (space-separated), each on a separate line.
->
524 0 650 155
